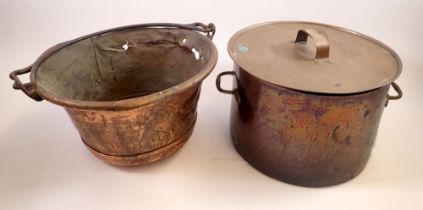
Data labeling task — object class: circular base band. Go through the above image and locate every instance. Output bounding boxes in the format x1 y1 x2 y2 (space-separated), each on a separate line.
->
82 127 194 167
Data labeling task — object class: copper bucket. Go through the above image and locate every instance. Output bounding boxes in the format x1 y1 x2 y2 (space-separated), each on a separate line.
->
10 23 218 166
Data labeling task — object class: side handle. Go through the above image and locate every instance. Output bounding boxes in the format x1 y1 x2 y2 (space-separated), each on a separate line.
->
385 82 402 107
216 71 241 103
9 66 43 101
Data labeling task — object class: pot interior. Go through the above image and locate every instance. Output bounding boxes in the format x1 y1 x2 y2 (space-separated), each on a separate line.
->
35 28 214 101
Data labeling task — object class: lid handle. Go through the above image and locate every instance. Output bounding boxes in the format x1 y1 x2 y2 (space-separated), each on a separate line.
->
294 29 330 60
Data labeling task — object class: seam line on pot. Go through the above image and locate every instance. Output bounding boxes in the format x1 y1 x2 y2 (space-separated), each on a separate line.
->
80 113 197 157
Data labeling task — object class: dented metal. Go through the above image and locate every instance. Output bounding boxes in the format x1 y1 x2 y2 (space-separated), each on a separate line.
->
218 66 401 187
10 22 218 166
219 21 403 187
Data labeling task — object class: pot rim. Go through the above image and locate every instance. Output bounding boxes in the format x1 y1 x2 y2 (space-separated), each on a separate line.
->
227 20 402 94
30 23 218 111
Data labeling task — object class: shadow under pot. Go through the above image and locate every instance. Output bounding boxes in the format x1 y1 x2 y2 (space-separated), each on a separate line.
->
217 21 402 187
10 22 218 166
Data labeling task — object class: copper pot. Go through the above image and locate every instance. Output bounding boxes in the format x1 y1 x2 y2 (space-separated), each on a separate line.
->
10 23 218 166
217 21 402 187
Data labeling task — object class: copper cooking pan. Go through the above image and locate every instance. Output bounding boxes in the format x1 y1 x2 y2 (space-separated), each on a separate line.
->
217 21 402 186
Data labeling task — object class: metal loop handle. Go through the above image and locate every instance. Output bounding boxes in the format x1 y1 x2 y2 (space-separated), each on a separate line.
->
294 29 330 60
385 82 402 107
41 22 217 59
216 71 241 103
114 22 216 40
9 66 43 101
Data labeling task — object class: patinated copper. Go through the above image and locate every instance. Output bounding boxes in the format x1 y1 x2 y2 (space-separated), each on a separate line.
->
231 67 401 186
218 21 402 187
10 22 218 166
67 84 200 166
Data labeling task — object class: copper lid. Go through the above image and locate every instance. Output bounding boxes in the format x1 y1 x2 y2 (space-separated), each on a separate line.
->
228 21 402 94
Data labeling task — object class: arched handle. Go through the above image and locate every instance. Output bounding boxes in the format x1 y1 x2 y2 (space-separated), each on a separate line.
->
106 22 216 40
294 29 330 60
9 66 43 101
216 71 241 103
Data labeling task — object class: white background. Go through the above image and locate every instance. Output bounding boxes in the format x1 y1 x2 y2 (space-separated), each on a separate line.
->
1 0 422 209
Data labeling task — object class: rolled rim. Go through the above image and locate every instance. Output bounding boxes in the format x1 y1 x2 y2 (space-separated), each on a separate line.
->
30 23 218 110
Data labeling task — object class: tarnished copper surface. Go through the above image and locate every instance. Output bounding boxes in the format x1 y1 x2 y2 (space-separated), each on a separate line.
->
84 129 191 166
9 23 218 166
67 84 200 166
220 21 403 186
218 66 397 187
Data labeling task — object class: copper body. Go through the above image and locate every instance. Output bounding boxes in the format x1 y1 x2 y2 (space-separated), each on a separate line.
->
219 66 394 187
67 84 200 166
10 23 218 166
220 21 402 187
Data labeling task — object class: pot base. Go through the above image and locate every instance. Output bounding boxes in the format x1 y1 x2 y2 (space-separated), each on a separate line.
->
231 130 368 187
82 128 194 167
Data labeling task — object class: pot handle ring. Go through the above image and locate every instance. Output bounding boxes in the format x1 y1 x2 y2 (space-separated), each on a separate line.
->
9 65 43 101
294 29 330 60
216 71 241 103
385 82 402 107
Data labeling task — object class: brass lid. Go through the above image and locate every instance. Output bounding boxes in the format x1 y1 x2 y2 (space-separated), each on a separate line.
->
228 21 402 94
